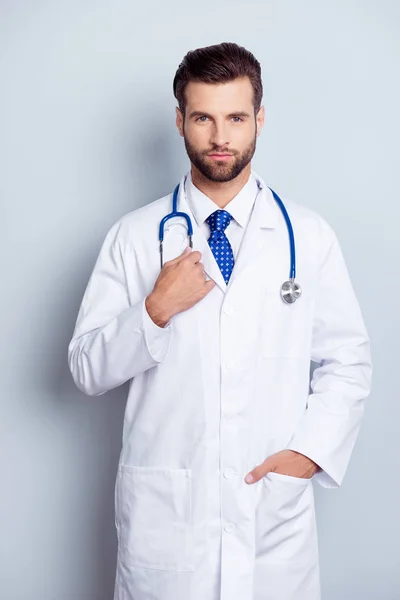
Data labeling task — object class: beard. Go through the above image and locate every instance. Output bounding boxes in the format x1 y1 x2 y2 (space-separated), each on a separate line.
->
183 134 257 183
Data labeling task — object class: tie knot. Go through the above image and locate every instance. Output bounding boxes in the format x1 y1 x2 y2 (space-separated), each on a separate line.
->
206 210 233 233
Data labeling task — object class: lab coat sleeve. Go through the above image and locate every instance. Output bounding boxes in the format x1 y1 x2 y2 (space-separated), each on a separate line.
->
286 222 372 488
68 219 173 396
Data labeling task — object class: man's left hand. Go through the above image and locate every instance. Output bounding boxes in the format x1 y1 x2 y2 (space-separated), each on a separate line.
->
244 450 321 484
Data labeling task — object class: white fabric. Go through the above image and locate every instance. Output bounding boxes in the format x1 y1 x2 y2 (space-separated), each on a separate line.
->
185 170 260 257
68 171 372 600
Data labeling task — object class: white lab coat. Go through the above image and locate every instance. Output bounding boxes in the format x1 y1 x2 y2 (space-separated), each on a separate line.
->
68 172 372 600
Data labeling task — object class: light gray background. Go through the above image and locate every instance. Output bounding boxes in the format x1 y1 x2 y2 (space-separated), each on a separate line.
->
1 1 398 599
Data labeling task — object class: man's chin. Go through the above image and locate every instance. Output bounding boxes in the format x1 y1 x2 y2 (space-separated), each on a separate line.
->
199 161 237 183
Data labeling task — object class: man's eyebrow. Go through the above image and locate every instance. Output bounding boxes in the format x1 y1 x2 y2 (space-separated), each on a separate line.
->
227 111 252 118
188 110 252 119
188 111 213 119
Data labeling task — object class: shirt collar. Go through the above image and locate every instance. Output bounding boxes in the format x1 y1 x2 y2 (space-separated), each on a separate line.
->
184 170 260 230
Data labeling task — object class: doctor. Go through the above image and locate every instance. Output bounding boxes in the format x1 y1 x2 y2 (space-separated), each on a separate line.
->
68 42 372 600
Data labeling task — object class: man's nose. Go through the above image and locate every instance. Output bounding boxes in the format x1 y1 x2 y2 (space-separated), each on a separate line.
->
209 122 230 148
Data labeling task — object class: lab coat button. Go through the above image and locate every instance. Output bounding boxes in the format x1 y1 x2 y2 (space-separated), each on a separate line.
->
223 468 236 479
223 305 235 315
225 413 235 423
223 361 234 370
224 522 236 533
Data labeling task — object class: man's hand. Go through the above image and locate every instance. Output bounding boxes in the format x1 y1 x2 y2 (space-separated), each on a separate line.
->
145 247 215 327
244 450 321 484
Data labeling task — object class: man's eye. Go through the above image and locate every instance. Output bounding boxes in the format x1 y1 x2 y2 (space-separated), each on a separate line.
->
197 116 209 122
232 117 243 122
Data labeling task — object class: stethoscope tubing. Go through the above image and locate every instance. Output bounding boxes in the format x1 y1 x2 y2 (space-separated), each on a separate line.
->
158 180 300 303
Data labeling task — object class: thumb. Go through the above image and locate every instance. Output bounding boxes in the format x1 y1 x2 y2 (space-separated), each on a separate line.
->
245 456 276 485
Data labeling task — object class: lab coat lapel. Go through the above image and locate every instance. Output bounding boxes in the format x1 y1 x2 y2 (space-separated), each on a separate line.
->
228 184 280 287
192 230 227 292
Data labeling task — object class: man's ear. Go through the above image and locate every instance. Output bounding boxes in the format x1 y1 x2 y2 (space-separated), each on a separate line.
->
176 107 184 137
256 105 265 137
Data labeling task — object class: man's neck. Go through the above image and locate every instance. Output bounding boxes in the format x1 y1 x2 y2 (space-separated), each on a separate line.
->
190 164 252 208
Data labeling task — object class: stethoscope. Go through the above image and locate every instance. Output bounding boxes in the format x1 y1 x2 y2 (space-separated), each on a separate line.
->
159 180 302 304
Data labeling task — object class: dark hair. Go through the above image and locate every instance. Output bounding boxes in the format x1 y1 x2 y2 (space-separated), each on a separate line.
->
173 42 263 115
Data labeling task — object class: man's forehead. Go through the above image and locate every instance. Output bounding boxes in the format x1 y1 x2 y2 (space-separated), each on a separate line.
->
184 78 254 110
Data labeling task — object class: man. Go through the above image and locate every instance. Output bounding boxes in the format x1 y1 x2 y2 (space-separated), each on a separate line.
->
68 42 372 600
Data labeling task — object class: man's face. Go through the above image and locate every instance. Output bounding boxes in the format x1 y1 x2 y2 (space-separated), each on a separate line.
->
176 77 264 183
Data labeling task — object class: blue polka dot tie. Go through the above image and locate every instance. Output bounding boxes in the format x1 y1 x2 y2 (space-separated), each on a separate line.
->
205 210 235 284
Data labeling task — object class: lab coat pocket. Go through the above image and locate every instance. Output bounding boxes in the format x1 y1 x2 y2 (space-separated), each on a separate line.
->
267 471 312 487
255 470 317 565
262 290 315 358
115 464 194 572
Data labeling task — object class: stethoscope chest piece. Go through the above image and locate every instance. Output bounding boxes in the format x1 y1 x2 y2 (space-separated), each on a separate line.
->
281 279 302 304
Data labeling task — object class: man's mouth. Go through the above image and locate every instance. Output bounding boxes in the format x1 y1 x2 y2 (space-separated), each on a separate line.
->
208 153 234 161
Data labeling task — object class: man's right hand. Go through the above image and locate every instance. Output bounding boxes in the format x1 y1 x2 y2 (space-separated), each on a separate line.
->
145 247 216 328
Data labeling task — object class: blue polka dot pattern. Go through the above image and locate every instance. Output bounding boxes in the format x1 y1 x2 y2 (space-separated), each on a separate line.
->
205 210 235 284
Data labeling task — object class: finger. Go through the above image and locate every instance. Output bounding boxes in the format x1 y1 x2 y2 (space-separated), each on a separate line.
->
186 250 202 263
245 456 276 484
203 279 216 292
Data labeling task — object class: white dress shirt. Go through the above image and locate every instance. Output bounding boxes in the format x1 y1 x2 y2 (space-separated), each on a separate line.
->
184 171 260 258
